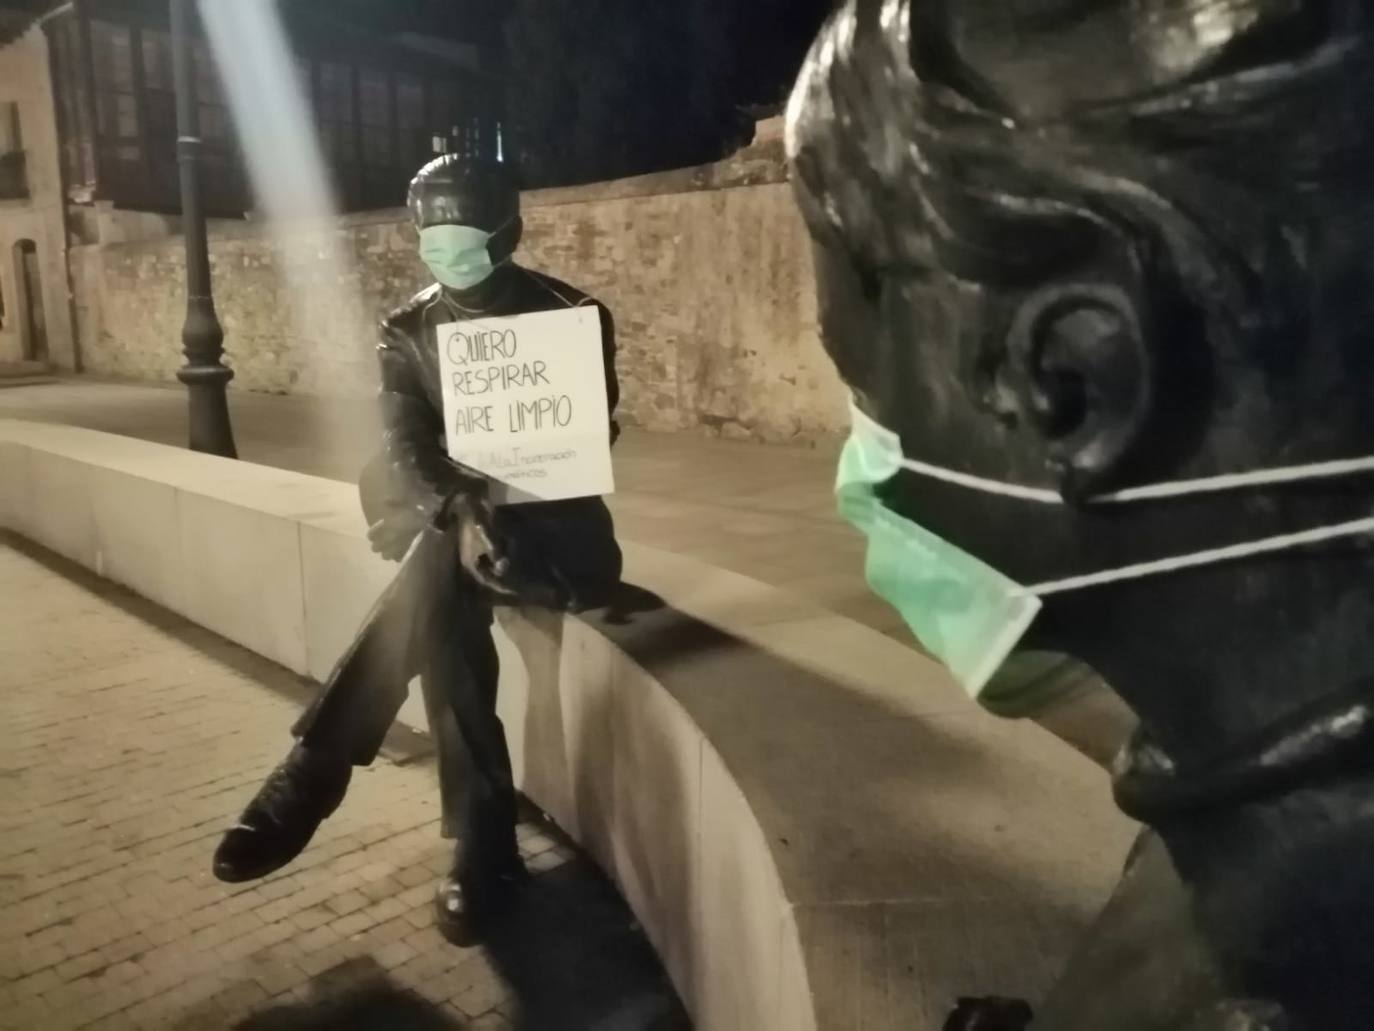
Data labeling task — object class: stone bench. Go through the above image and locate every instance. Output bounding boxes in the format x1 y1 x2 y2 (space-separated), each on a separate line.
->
0 418 1136 1029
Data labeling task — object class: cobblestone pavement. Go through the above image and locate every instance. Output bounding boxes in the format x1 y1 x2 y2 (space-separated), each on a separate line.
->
0 537 688 1030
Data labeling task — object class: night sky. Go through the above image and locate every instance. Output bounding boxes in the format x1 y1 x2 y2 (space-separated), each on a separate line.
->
502 0 837 186
420 0 838 186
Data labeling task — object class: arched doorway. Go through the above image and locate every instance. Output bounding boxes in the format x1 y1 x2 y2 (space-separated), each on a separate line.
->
14 239 47 364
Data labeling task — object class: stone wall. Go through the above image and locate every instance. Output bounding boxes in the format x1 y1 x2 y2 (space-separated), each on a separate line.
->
72 213 418 401
0 24 76 370
71 137 848 443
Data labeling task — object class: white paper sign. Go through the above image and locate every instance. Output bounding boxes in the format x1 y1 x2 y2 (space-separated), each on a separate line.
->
438 306 615 504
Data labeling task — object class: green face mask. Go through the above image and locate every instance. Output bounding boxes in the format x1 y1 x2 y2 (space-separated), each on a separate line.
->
838 402 1374 709
837 414 1042 699
419 223 502 291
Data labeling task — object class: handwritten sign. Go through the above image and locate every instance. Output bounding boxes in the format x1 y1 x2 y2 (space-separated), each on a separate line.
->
438 306 614 504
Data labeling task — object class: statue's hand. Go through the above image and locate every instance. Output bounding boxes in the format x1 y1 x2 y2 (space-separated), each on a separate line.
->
367 486 578 606
365 488 497 572
455 498 577 609
450 493 522 599
367 496 438 562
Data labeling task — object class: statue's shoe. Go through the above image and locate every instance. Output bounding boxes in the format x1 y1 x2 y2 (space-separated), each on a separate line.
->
212 745 352 883
434 860 531 947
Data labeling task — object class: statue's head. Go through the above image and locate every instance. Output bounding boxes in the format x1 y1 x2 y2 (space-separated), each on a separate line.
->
408 155 522 291
787 0 1374 747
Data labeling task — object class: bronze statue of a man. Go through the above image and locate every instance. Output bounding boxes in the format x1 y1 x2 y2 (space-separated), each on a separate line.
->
213 155 623 947
788 1 1374 1027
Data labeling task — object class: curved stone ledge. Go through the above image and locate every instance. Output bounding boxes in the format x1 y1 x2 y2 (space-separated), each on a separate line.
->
0 419 1137 1028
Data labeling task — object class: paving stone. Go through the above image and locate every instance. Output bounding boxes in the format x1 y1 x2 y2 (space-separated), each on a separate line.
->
0 537 687 1030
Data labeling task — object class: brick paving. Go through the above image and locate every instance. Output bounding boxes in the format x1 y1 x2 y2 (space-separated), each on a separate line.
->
0 537 687 1030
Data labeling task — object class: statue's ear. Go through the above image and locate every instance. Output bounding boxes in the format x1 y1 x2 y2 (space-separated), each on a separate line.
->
1006 283 1155 502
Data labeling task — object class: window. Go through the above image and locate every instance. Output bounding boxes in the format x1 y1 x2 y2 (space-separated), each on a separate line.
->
141 30 178 191
0 101 19 155
44 8 498 216
429 80 485 159
318 61 358 200
359 68 398 205
192 40 244 209
359 69 392 167
91 21 140 167
428 80 462 141
396 74 428 172
193 41 232 151
48 15 95 194
0 102 26 201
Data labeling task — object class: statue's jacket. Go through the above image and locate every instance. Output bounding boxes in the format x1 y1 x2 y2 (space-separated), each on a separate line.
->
293 269 623 756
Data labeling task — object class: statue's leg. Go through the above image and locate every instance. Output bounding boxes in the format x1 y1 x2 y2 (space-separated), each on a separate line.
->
424 588 525 946
292 642 412 769
419 665 467 843
214 528 450 883
292 529 449 765
422 587 519 882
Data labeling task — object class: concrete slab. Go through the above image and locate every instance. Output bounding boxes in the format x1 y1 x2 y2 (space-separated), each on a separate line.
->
0 440 32 538
0 382 877 632
176 490 308 674
697 740 785 1030
496 608 570 828
88 462 185 613
299 520 395 684
28 450 96 568
556 617 621 859
779 910 816 1031
793 896 1086 1030
610 666 704 1004
0 415 1138 1030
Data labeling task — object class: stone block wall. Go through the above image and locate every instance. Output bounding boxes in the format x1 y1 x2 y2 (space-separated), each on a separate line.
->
72 214 420 400
71 138 849 442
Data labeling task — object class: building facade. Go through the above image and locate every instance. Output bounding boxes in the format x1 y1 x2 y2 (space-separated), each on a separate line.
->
0 15 72 368
0 0 501 370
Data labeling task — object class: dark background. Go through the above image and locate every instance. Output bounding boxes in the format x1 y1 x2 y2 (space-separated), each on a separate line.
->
3 0 837 189
269 0 835 186
499 0 836 186
307 0 836 187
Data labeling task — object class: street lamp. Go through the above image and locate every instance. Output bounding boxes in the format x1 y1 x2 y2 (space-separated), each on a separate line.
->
171 0 237 458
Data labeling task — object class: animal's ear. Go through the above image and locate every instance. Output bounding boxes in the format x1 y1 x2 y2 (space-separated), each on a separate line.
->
1005 283 1155 502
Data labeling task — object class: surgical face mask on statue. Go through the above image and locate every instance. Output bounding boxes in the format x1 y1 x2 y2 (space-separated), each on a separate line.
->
418 223 508 291
838 403 1374 705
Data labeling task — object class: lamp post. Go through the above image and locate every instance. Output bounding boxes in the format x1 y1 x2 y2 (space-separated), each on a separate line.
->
171 0 236 458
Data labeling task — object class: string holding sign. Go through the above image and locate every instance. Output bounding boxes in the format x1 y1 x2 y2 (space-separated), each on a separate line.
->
438 306 614 504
